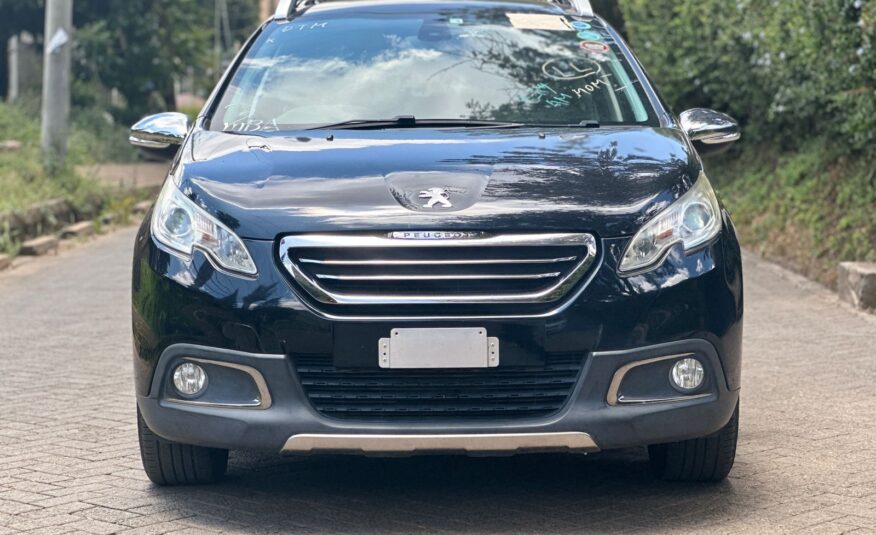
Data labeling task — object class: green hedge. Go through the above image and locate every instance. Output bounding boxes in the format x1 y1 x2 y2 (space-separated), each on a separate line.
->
619 0 876 153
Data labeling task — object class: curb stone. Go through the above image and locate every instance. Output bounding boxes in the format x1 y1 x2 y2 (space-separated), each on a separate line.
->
0 201 151 273
61 221 95 239
838 262 876 312
19 235 60 256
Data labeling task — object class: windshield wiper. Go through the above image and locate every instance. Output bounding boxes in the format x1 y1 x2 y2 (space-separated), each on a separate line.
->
307 117 602 131
307 116 524 130
524 120 601 128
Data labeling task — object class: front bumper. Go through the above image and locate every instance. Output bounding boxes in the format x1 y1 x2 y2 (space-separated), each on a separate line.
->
133 213 743 454
138 338 738 453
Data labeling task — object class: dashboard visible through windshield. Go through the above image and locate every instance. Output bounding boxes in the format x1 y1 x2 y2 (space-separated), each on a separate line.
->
210 4 659 131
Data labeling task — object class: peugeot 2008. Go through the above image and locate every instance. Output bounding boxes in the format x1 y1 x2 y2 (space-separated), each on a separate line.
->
130 0 743 485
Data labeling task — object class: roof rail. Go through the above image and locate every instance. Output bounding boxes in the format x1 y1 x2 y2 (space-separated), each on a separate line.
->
273 0 594 20
273 0 296 19
568 0 593 17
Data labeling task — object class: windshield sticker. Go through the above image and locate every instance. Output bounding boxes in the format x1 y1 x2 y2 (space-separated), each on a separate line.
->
580 41 610 54
542 58 601 81
576 30 603 41
506 13 574 31
570 21 592 31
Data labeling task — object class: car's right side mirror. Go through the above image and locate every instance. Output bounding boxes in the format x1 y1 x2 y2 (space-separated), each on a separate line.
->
679 108 741 157
129 112 190 161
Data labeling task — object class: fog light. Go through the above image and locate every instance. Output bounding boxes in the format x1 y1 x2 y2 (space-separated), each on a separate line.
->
670 358 704 393
173 362 207 397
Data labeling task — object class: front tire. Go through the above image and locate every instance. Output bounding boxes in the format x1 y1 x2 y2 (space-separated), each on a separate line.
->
137 408 228 485
648 404 739 482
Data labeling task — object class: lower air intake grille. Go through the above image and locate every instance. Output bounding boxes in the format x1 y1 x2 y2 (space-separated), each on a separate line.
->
278 232 597 307
293 353 585 420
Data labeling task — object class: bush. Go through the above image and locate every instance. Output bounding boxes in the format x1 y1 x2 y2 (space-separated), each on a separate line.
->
711 141 876 287
0 102 106 214
615 1 876 285
619 0 876 154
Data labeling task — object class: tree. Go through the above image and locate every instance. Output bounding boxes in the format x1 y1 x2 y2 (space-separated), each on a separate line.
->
0 0 45 101
619 0 876 154
73 1 211 123
592 0 625 37
3 0 259 121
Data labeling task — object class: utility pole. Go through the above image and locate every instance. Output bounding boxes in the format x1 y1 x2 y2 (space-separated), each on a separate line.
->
214 0 232 77
259 0 277 21
40 0 73 168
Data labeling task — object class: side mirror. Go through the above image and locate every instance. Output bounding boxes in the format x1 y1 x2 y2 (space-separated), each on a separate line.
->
129 112 190 150
679 108 740 156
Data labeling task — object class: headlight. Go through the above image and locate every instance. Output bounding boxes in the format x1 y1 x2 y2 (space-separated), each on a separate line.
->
619 172 722 273
151 179 257 276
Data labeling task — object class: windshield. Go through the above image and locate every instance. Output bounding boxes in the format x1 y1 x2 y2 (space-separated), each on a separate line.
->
210 4 659 131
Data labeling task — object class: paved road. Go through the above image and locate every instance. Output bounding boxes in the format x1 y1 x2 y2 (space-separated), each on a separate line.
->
1 227 875 535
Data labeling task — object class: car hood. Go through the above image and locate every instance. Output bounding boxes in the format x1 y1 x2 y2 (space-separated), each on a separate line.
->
181 127 700 240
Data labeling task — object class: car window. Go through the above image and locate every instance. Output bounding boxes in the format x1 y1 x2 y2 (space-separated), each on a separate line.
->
210 5 659 131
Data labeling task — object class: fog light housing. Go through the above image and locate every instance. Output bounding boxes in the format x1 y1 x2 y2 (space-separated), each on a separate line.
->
173 362 208 398
669 358 704 393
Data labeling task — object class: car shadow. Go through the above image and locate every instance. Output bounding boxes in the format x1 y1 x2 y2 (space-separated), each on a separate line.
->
144 448 740 534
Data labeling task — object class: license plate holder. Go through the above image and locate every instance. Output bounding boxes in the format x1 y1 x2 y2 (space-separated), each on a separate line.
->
379 328 499 369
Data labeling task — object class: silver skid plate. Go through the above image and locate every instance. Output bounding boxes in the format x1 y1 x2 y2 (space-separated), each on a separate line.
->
379 327 499 369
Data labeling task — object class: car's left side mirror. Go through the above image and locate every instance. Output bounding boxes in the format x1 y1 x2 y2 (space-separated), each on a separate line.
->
679 108 740 156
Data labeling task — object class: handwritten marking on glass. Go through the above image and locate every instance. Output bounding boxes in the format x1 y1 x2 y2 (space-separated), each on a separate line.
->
281 22 328 32
530 83 573 108
542 58 601 81
570 79 608 97
224 118 280 132
529 78 610 108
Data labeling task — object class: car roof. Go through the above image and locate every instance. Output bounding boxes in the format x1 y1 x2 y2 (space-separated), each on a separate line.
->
272 0 594 19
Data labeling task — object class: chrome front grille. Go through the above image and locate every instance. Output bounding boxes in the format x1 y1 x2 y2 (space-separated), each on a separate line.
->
278 232 597 306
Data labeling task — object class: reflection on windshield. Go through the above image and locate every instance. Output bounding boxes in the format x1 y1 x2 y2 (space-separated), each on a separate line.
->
212 7 656 131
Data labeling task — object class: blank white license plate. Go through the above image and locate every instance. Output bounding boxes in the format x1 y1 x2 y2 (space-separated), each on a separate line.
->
379 328 499 369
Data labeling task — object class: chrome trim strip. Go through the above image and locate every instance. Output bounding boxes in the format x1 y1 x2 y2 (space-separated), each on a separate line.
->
700 132 742 145
299 256 578 266
314 272 561 281
278 233 597 306
283 233 594 248
606 353 702 406
281 432 599 454
128 135 170 150
165 357 272 410
616 393 712 405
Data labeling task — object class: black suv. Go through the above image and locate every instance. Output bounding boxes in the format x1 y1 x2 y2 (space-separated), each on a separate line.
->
130 0 743 485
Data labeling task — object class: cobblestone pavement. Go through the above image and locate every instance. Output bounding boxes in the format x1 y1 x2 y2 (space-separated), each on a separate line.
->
1 227 875 535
